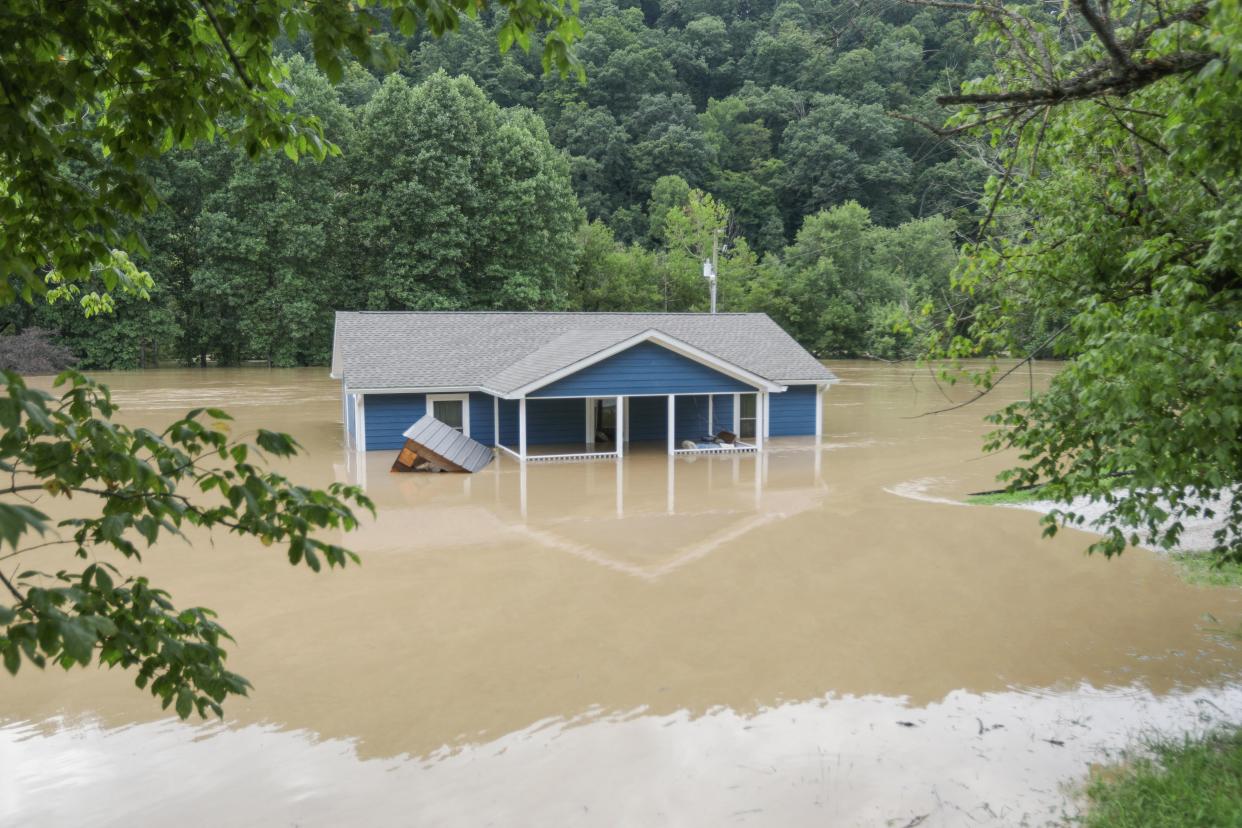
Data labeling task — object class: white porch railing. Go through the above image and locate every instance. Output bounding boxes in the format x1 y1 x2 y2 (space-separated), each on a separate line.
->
525 450 620 463
671 442 757 456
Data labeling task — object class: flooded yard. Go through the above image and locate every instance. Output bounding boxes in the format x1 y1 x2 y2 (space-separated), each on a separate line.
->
3 362 1241 826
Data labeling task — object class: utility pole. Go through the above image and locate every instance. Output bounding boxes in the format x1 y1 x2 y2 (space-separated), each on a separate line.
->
703 228 720 314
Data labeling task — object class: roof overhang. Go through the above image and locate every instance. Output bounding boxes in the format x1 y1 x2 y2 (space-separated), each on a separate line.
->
341 384 507 396
502 329 785 399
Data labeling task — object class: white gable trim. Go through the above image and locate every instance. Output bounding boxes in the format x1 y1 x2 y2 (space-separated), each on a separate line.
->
504 329 785 399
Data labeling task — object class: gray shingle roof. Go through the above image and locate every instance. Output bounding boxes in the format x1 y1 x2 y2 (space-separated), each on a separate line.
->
402 415 494 472
332 312 836 393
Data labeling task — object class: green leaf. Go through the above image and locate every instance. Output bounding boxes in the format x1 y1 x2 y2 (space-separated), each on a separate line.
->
60 619 96 664
175 687 193 720
0 503 48 549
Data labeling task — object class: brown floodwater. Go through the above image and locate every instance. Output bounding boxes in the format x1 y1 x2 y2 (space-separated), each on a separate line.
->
3 362 1242 826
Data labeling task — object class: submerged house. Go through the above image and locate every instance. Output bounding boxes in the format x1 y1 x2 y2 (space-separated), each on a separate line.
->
330 312 837 461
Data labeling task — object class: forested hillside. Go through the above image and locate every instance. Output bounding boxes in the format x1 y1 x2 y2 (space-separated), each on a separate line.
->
1 0 989 367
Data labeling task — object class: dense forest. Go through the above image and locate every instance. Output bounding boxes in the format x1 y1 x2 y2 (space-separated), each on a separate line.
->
0 0 990 368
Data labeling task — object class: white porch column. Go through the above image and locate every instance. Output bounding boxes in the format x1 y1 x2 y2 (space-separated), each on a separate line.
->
586 398 595 446
815 384 824 438
666 394 675 455
762 391 771 440
493 395 499 448
755 391 765 450
518 397 527 460
707 395 714 435
615 395 624 457
732 393 740 436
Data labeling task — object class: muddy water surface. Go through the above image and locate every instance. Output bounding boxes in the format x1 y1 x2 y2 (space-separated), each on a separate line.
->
3 362 1241 826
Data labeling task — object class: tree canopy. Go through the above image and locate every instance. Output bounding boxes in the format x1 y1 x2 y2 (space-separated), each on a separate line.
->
920 0 1241 558
5 0 985 365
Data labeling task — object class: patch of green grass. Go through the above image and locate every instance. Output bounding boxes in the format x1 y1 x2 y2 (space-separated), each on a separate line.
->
1082 730 1242 827
966 487 1046 506
1170 553 1242 588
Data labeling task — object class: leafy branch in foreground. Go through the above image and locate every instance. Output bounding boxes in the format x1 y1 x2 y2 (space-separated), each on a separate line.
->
913 0 1242 558
0 0 583 312
0 371 373 718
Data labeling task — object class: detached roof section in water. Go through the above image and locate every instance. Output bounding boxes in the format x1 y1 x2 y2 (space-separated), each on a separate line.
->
401 415 494 472
331 312 837 393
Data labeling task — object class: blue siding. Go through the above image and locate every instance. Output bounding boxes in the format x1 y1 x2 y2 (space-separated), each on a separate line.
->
527 398 586 445
363 393 426 451
496 397 586 446
364 392 493 450
530 341 755 397
711 394 734 434
674 395 711 441
470 392 495 447
498 398 520 446
627 396 667 441
769 384 819 436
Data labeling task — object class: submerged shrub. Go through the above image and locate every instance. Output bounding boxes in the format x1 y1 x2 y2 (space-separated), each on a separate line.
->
0 328 76 375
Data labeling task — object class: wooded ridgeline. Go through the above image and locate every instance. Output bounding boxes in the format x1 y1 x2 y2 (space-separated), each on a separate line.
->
0 0 993 368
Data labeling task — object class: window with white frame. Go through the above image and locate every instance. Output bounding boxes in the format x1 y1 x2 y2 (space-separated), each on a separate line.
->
427 394 470 437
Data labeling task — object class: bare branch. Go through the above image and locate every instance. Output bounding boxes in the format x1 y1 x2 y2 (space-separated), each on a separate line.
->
0 568 25 603
888 109 1017 136
903 322 1072 419
1072 0 1134 69
937 51 1213 107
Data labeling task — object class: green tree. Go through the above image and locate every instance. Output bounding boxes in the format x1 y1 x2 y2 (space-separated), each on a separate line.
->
779 95 914 228
568 221 664 310
193 58 355 366
648 174 693 243
921 0 1242 558
547 102 635 220
350 71 582 310
659 188 762 311
750 203 956 357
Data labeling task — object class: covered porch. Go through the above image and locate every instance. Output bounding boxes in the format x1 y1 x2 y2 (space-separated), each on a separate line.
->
492 392 765 463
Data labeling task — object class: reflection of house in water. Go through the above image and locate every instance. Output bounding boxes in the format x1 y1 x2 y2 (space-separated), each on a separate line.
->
335 442 829 580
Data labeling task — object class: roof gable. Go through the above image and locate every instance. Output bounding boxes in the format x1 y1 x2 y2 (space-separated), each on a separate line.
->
526 335 778 398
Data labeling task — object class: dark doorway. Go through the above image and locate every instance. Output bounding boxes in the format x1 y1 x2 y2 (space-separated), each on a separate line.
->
594 398 617 444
